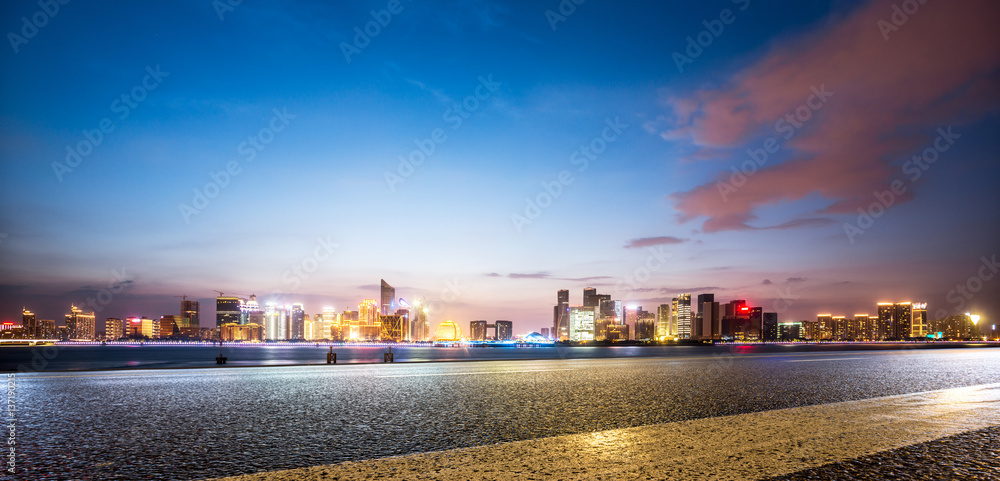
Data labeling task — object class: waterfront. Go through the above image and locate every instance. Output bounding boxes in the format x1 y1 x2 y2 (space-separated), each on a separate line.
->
11 347 1000 479
2 341 998 371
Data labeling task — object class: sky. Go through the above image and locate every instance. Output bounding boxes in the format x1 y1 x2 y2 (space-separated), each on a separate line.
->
1 0 999 334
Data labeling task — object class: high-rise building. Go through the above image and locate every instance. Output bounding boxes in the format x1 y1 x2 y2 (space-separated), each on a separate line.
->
359 299 380 340
854 314 873 340
66 305 96 340
635 310 656 341
778 321 802 340
221 323 264 341
495 320 513 341
470 320 488 341
264 303 288 340
216 296 242 331
583 287 598 307
540 327 550 339
105 318 124 340
762 312 778 341
877 302 913 340
748 307 763 340
911 303 928 338
598 298 620 321
673 294 692 339
568 306 596 341
127 317 159 339
553 289 569 341
181 300 200 329
411 300 430 342
322 306 338 339
380 279 396 316
22 309 37 338
241 295 263 326
656 304 671 339
695 301 720 340
379 315 406 341
817 314 833 340
289 304 305 340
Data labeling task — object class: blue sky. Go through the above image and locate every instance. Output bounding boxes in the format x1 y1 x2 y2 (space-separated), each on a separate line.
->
2 0 998 333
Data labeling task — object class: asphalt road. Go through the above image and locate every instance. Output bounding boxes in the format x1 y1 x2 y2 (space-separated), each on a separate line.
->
14 347 1000 480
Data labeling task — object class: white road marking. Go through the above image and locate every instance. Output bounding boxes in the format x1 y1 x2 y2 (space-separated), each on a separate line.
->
375 368 576 378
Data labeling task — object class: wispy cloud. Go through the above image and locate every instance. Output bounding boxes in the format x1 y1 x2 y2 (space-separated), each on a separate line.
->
623 236 688 249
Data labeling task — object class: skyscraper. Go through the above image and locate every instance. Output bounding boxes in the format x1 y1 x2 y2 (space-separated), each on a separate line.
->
911 302 928 338
243 295 265 329
380 279 396 316
181 300 200 329
65 305 96 340
553 289 569 341
216 296 242 331
105 318 124 340
22 309 37 338
264 303 288 340
635 309 656 341
673 294 692 339
289 303 305 340
470 320 488 341
656 304 671 339
568 306 596 341
494 320 513 341
322 306 338 339
359 299 380 340
582 287 598 307
411 299 429 342
762 312 778 341
877 302 913 340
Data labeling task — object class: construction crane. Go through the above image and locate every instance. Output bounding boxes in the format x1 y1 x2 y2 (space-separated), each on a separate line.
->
173 295 189 301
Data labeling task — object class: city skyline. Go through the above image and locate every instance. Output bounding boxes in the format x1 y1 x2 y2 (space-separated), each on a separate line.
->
2 0 999 333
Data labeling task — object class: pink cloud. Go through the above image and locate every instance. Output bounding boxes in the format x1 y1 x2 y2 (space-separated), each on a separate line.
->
666 0 1000 232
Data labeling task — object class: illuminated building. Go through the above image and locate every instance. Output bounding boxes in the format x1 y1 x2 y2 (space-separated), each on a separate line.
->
817 314 833 340
470 320 488 341
159 315 182 338
380 279 396 316
412 300 429 342
322 306 338 339
435 320 462 341
673 294 691 339
540 327 550 339
358 299 380 340
832 316 846 341
605 323 629 341
877 302 913 340
553 289 569 341
66 305 96 340
37 319 56 339
127 317 159 339
105 318 124 340
656 304 671 339
779 321 802 340
181 300 200 329
855 314 873 341
931 314 977 340
635 310 656 341
290 303 305 340
264 303 288 340
583 287 597 307
801 320 818 340
22 309 37 338
221 322 264 341
495 320 512 341
216 296 242 331
594 317 612 341
394 307 411 340
911 303 928 338
569 306 596 341
380 315 406 341
342 310 360 340
241 295 263 328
